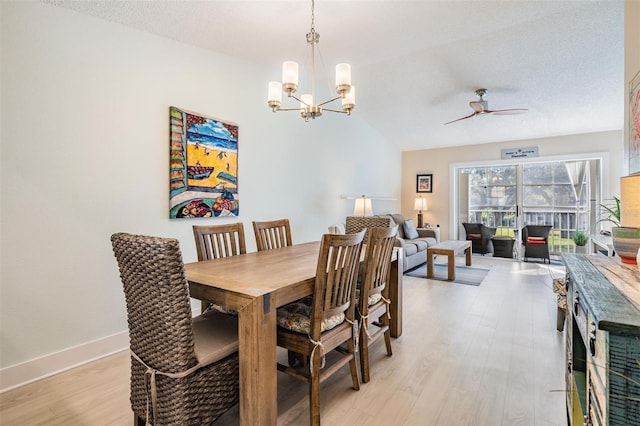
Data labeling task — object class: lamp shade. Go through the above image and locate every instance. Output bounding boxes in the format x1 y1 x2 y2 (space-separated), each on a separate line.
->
353 197 373 217
621 175 640 227
414 197 428 212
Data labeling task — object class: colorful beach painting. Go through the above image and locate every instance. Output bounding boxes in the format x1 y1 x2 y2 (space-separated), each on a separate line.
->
169 107 239 218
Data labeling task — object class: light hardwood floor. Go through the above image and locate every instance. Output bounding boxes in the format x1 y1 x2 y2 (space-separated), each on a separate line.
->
0 256 568 425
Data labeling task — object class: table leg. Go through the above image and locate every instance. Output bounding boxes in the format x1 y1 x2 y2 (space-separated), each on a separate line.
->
465 246 471 266
389 251 403 338
447 252 455 281
427 252 434 278
238 295 277 426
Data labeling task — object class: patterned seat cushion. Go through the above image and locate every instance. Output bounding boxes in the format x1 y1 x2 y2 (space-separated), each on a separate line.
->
356 290 383 306
277 302 345 334
368 292 382 306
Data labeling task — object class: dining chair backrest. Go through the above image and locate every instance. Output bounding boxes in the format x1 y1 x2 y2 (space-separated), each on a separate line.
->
359 226 398 315
310 230 365 338
111 232 197 373
252 218 293 251
193 222 246 261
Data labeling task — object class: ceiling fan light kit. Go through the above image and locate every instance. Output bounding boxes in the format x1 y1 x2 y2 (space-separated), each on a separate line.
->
444 88 527 125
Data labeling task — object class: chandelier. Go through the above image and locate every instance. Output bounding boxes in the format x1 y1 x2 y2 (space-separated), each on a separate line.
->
267 0 355 122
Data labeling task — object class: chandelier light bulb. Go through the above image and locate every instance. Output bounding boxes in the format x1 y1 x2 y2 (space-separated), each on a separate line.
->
342 86 355 113
282 61 299 94
268 81 283 110
335 63 351 94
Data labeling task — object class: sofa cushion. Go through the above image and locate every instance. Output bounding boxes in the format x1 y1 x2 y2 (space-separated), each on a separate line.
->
403 219 420 240
389 214 407 239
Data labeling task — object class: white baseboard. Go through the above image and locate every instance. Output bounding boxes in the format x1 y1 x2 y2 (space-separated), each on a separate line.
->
0 330 129 393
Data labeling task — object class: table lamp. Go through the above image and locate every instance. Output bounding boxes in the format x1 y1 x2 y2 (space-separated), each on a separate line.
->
353 195 373 217
414 197 428 228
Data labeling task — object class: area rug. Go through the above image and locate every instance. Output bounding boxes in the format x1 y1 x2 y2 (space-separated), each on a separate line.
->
404 263 490 286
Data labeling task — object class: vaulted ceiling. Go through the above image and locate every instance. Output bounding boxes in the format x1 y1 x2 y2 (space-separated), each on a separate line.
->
47 0 625 151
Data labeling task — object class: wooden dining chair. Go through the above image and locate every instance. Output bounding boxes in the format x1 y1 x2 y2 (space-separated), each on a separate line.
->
357 226 398 383
193 223 246 313
110 233 239 426
252 218 293 251
275 231 365 426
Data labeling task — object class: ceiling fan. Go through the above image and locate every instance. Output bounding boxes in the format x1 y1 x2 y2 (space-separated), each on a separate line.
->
444 88 527 125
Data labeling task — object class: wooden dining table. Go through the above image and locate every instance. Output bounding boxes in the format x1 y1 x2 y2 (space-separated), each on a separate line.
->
184 240 403 425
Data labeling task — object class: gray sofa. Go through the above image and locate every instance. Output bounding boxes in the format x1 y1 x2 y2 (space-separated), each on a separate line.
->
342 213 440 272
387 214 439 271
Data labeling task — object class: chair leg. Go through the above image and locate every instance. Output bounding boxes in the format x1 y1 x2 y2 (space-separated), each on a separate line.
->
384 329 393 356
347 337 360 390
309 364 321 426
134 413 145 426
556 307 566 332
359 329 370 383
305 346 323 426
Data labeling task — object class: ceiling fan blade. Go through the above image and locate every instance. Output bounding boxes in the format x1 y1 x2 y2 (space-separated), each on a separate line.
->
444 112 477 125
486 108 528 115
469 101 485 113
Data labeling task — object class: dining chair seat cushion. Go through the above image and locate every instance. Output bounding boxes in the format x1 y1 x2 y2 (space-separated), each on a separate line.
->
277 302 345 334
192 310 240 366
403 219 420 240
207 303 238 315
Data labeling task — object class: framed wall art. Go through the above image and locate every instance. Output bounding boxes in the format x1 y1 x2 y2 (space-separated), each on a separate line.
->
416 174 433 193
169 106 239 218
629 69 640 175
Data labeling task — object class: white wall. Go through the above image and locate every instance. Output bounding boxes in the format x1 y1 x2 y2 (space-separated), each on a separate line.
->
0 1 401 379
401 130 623 240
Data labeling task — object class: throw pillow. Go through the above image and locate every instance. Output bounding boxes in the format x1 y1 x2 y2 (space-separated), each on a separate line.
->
403 219 419 240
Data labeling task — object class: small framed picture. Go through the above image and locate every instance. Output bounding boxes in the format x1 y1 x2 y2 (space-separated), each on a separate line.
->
417 174 432 193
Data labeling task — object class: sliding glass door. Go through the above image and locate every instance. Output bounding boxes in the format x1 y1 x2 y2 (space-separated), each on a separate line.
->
456 158 599 255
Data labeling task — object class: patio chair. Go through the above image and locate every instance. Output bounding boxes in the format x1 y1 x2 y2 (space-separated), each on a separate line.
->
522 225 552 264
462 222 496 255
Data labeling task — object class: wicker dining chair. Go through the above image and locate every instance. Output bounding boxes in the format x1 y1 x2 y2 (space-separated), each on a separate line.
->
357 226 398 383
111 233 240 426
276 231 365 426
252 218 293 251
193 223 246 313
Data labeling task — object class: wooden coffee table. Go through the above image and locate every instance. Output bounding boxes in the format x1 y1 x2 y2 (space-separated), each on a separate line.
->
426 240 472 281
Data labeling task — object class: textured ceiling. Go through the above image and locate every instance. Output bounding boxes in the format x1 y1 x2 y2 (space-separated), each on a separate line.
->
46 0 625 151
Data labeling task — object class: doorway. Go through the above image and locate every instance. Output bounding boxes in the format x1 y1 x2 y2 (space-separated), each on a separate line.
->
454 155 603 256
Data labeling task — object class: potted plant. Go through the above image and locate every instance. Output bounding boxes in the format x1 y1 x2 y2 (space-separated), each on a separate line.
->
598 196 621 227
598 196 640 264
573 230 589 254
